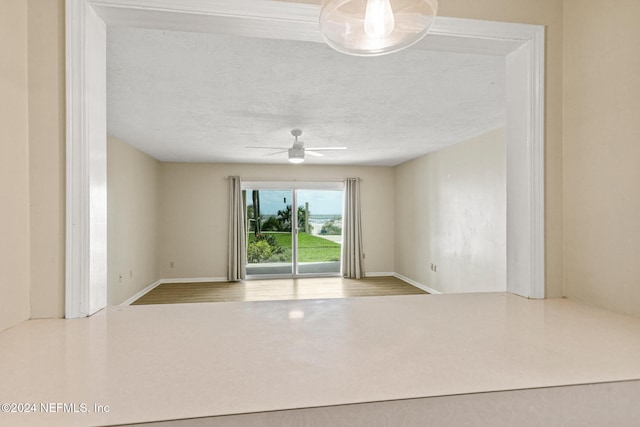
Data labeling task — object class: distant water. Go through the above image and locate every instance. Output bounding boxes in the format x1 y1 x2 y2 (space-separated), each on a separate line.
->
259 214 341 235
259 214 342 235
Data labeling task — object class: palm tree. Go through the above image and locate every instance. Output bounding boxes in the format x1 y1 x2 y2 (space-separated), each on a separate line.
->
251 190 261 234
276 205 292 231
276 205 308 231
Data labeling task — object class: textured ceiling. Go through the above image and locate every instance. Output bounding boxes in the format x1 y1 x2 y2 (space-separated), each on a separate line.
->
107 27 505 166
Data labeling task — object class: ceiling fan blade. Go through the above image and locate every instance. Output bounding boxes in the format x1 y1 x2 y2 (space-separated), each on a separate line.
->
306 147 348 151
266 150 288 156
245 146 289 150
306 151 324 157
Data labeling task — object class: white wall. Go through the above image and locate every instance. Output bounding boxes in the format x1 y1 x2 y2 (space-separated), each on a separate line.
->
159 163 395 279
394 127 506 293
107 136 161 305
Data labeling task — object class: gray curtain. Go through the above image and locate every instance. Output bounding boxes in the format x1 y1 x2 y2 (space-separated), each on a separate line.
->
227 176 246 281
342 178 365 278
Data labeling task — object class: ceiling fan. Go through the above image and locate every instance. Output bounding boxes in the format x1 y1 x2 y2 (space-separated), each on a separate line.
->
246 129 347 163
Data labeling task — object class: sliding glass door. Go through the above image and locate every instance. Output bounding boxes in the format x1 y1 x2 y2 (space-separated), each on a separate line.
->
296 189 342 275
245 189 293 276
244 183 343 278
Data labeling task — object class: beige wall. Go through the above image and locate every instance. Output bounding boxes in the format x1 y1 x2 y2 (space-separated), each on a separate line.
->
563 0 640 317
0 0 30 332
159 163 222 279
118 137 501 289
107 136 161 305
395 128 506 293
160 163 395 279
28 0 66 319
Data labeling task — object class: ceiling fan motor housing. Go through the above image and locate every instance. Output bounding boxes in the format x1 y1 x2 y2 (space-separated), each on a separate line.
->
288 147 305 157
288 146 305 162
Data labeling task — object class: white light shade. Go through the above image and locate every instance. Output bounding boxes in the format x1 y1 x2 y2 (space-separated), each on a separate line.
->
319 0 438 56
288 147 305 163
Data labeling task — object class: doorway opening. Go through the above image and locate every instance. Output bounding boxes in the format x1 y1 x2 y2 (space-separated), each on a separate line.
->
243 182 344 278
66 0 545 317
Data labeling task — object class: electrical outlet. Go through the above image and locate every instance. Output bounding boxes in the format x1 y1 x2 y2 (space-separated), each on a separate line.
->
170 261 175 268
118 274 123 283
129 270 133 278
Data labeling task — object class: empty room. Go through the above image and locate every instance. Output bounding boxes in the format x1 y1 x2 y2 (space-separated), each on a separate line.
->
105 25 508 306
2 0 640 426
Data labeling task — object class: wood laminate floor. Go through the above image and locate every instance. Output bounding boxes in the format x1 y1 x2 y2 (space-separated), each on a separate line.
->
132 276 427 305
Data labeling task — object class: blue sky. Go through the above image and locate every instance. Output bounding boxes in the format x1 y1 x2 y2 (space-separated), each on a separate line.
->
246 189 343 216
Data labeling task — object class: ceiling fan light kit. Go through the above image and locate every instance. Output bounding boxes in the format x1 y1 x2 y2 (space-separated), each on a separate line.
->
247 129 347 164
319 0 438 56
288 147 305 163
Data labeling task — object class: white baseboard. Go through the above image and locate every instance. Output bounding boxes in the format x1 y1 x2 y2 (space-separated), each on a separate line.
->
365 272 395 277
120 280 163 306
366 271 441 295
160 277 228 284
393 273 441 294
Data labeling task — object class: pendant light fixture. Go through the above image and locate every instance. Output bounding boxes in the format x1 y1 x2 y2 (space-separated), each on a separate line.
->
319 0 438 56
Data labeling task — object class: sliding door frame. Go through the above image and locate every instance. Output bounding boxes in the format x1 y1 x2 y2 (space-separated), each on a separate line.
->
242 181 344 280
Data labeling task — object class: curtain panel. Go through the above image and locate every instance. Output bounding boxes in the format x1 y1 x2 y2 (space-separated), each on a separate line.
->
227 176 246 281
342 178 365 279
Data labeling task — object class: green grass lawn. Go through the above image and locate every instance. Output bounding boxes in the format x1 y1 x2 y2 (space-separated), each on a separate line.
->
248 232 341 262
